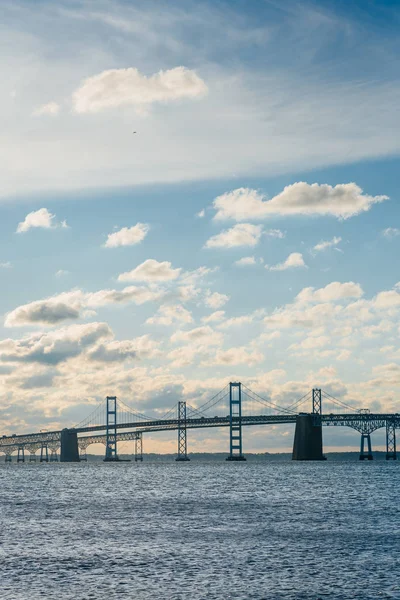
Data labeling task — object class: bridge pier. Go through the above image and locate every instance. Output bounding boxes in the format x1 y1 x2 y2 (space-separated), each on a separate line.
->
386 421 396 460
5 453 12 463
17 446 25 463
60 428 80 462
359 433 373 460
135 433 143 462
50 448 59 462
176 401 190 462
40 444 49 463
292 415 325 460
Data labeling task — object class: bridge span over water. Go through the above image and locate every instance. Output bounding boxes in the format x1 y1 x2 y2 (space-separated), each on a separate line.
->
1 384 399 463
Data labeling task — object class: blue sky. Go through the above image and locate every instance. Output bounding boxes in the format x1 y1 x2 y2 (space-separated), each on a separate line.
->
0 0 399 454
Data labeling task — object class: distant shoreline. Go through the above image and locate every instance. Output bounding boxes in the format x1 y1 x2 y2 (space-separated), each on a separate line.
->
83 451 393 462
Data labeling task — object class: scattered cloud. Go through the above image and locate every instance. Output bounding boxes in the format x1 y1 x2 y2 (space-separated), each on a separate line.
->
55 270 69 278
204 291 229 309
235 256 256 266
196 209 205 218
205 223 263 248
171 326 223 347
266 229 285 239
5 287 164 327
212 183 388 221
313 236 342 252
118 259 181 282
202 346 264 367
146 304 193 326
268 252 306 271
0 262 12 269
72 66 207 114
296 282 363 303
104 223 150 248
87 335 160 363
0 322 112 366
17 208 68 233
382 228 400 239
33 101 60 116
202 311 225 323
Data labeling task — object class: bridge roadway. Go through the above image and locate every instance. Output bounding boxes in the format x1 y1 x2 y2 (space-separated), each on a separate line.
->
1 413 399 452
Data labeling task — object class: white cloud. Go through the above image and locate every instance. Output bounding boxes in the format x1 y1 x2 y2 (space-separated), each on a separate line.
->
205 224 263 248
0 262 12 269
235 256 256 266
203 347 264 367
265 229 285 239
382 228 400 239
118 259 181 282
212 183 388 221
5 286 164 327
268 252 306 271
296 282 363 303
72 66 208 114
0 322 112 365
146 304 193 326
313 236 342 252
201 310 225 323
171 326 223 347
55 270 69 278
196 209 205 218
104 223 150 248
33 102 60 116
87 335 160 362
16 208 68 233
204 291 229 309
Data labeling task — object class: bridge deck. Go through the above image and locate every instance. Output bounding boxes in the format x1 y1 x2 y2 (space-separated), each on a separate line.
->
0 413 399 450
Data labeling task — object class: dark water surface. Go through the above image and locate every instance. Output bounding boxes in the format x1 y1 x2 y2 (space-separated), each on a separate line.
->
0 461 399 599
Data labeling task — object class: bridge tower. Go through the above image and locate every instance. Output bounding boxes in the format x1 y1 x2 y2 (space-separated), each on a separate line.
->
49 447 59 462
104 396 119 462
40 443 49 463
386 420 396 460
312 388 322 418
135 432 143 462
292 388 325 460
17 445 25 463
226 382 246 461
176 401 190 462
5 452 12 463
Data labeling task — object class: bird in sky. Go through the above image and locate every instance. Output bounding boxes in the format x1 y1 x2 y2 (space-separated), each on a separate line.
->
133 131 137 134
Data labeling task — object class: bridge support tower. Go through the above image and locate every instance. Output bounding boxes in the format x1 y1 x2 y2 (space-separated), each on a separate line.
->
292 389 325 461
60 428 80 462
5 453 12 463
104 396 119 462
135 433 143 462
17 446 25 463
226 382 246 461
176 401 190 462
50 447 59 462
40 443 49 463
386 420 397 460
359 433 373 460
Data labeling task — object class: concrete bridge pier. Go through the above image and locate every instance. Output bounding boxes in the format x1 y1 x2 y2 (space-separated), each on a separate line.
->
359 433 373 460
292 414 325 460
60 428 80 462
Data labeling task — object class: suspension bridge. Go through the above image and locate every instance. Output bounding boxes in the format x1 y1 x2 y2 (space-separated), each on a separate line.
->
0 383 399 463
